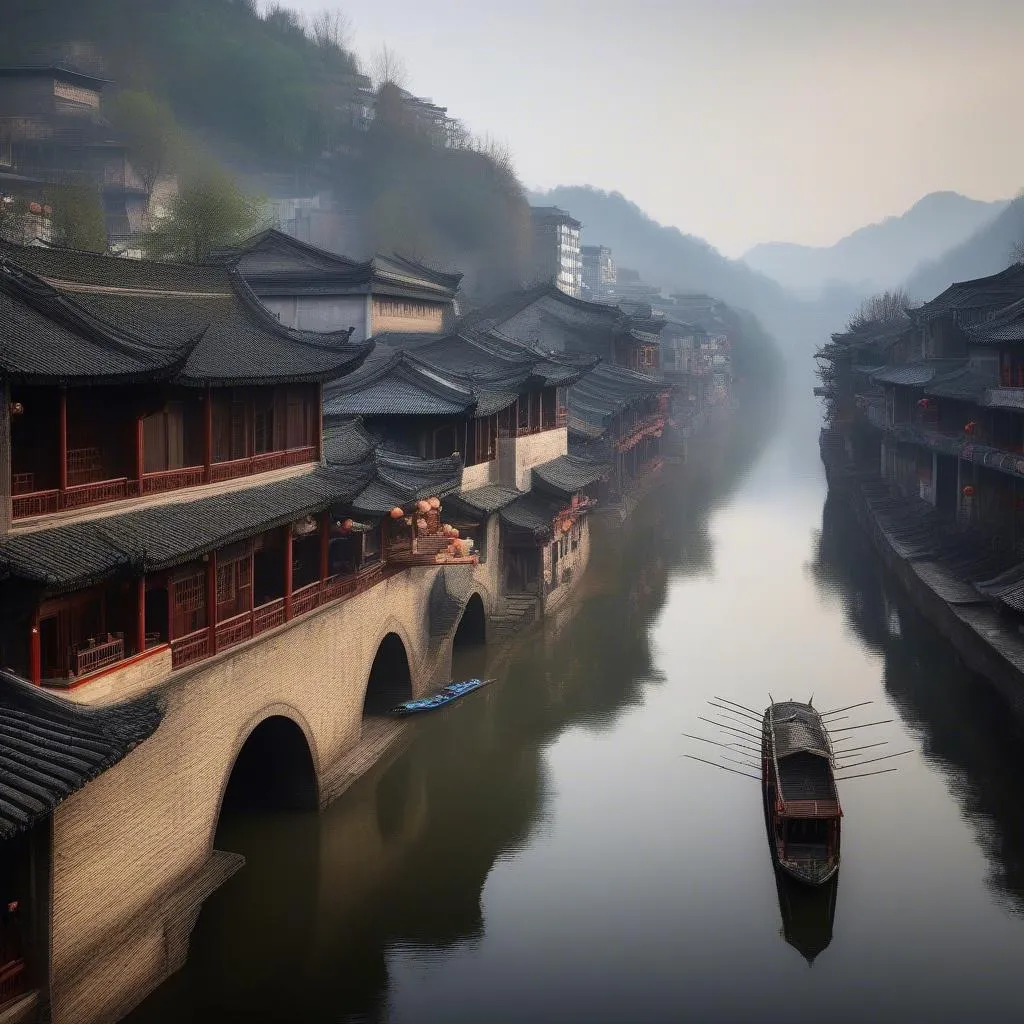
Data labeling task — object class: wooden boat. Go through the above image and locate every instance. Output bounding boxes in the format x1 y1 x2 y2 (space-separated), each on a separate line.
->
389 678 494 716
762 700 842 886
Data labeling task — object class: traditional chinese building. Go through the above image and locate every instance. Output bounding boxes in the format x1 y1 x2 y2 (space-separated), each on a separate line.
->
0 64 150 247
214 229 463 340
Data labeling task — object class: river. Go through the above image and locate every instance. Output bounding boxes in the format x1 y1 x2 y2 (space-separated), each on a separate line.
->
127 384 1024 1024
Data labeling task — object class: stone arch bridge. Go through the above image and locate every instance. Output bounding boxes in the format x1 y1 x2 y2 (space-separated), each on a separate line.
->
49 552 498 1024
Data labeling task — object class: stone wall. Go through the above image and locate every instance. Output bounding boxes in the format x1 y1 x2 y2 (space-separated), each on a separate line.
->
542 517 591 616
47 554 500 1024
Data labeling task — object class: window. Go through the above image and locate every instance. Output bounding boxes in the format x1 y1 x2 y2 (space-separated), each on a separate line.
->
171 571 206 638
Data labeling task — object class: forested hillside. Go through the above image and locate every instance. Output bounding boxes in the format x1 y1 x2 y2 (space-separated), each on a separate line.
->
2 0 530 297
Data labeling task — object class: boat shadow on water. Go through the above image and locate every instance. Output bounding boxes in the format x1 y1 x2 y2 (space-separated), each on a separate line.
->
773 866 839 966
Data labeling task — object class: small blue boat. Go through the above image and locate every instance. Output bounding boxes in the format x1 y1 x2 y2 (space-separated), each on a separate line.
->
389 678 495 716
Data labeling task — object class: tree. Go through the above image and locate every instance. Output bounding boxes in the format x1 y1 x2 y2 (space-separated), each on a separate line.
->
49 183 107 252
847 288 913 331
309 9 351 52
370 44 408 89
141 165 268 263
108 90 182 196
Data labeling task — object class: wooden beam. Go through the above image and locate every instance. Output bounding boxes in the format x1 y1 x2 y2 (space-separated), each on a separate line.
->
206 551 218 657
135 415 145 488
29 610 41 685
283 526 294 621
58 388 67 492
136 576 146 656
319 513 330 583
203 386 213 479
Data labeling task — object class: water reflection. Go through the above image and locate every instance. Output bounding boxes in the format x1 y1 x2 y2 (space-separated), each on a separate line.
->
774 869 838 966
128 407 776 1024
811 493 1024 915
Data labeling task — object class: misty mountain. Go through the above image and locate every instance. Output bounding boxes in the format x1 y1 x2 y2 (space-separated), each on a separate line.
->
743 191 1009 296
529 185 852 357
904 196 1024 301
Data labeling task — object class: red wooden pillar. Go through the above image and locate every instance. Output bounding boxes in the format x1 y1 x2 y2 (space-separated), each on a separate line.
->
135 416 145 490
29 609 41 685
58 388 68 493
203 387 213 481
319 513 330 583
206 551 218 656
135 576 146 656
283 526 294 621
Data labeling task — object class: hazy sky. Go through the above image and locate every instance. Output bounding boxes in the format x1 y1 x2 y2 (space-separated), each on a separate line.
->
292 0 1024 257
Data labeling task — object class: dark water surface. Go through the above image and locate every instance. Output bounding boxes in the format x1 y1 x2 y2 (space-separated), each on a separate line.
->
128 393 1024 1024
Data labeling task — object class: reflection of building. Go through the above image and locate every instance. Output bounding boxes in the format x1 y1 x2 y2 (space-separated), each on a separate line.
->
581 244 615 301
529 206 582 298
0 64 150 248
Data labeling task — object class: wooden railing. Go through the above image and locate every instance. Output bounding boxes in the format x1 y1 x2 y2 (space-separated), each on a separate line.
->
214 612 253 653
170 629 209 670
73 635 125 677
143 564 401 676
12 447 319 520
0 958 26 1007
141 466 205 495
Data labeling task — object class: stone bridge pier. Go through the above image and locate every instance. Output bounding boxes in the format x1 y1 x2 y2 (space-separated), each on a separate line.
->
49 551 499 1024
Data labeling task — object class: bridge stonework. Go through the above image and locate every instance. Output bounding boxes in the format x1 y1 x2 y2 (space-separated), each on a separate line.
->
47 550 500 1024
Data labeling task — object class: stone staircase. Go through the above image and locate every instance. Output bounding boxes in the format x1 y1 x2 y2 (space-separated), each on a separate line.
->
488 593 540 644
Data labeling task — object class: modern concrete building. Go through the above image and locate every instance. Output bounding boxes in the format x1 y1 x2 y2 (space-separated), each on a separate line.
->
529 206 582 298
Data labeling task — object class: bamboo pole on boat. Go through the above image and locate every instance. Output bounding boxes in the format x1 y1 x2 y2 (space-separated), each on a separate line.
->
820 701 874 716
681 732 761 755
714 696 764 717
829 741 888 756
827 719 893 732
834 767 899 780
698 717 762 741
707 701 762 723
684 755 759 780
835 750 912 771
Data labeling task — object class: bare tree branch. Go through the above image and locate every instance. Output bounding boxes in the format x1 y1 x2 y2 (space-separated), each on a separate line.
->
370 44 408 89
310 9 352 52
847 288 914 331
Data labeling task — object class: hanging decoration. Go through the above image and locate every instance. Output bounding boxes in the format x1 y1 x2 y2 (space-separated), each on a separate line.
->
962 485 975 497
390 506 404 519
964 421 978 435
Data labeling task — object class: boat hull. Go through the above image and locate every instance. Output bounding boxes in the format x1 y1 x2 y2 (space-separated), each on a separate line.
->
389 678 492 716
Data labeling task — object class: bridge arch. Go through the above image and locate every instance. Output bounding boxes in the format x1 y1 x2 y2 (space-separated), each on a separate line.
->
362 632 412 716
213 708 320 845
453 593 487 649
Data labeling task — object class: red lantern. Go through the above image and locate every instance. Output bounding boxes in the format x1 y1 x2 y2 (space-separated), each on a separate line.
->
962 485 975 498
390 506 404 519
964 421 977 434
342 518 354 532
917 398 930 408
28 201 42 215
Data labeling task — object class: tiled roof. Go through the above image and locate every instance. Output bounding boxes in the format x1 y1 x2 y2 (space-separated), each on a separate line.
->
531 455 610 499
967 296 1024 344
0 467 373 593
0 669 163 840
569 362 670 425
323 349 475 418
499 492 565 539
871 360 966 387
214 229 462 299
450 484 521 516
924 365 996 402
322 418 375 466
350 449 463 515
0 259 196 385
1 244 373 387
983 387 1024 411
913 263 1024 321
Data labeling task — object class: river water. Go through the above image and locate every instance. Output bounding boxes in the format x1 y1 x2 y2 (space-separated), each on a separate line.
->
128 384 1024 1024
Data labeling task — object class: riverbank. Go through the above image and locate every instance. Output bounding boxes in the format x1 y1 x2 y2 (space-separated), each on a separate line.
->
820 431 1024 716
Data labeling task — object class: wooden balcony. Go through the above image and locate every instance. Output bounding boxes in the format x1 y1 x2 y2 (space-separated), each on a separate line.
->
11 447 319 521
168 564 399 671
73 634 125 677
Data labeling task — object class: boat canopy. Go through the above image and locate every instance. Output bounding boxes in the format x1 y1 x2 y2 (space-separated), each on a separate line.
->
769 701 831 759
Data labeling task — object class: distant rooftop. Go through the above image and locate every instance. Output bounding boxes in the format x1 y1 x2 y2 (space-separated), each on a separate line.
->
530 205 581 229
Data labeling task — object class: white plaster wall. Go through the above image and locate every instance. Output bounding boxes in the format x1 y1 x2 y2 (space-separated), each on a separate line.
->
461 459 499 491
498 428 568 490
261 295 368 340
